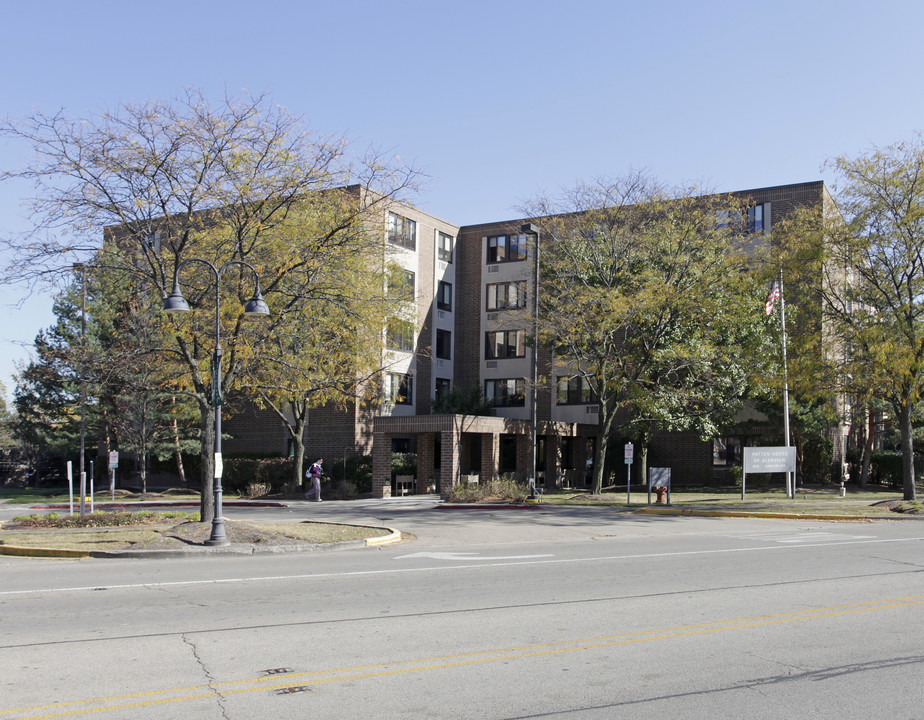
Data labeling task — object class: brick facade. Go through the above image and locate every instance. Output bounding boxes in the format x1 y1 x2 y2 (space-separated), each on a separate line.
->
222 182 834 494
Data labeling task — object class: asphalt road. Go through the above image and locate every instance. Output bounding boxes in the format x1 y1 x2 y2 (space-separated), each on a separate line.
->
1 500 923 719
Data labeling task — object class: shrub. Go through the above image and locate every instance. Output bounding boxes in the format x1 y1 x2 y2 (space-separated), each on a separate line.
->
870 451 905 489
391 452 417 478
245 482 271 498
255 458 294 492
447 476 527 503
222 458 261 495
327 455 373 497
800 433 833 485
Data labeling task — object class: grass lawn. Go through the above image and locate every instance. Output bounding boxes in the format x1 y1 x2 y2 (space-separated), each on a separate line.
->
0 517 392 552
532 484 922 516
0 488 202 504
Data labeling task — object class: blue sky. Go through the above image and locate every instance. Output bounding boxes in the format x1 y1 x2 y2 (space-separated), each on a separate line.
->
2 0 924 400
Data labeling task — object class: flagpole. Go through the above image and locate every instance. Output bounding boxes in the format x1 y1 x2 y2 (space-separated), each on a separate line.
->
779 268 794 498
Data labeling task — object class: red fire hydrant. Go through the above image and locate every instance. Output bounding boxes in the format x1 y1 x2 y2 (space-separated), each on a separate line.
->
655 486 668 504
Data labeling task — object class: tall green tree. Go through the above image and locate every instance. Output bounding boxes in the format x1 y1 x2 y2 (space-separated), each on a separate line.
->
779 135 924 500
1 89 420 522
524 175 777 493
0 381 16 450
13 285 89 471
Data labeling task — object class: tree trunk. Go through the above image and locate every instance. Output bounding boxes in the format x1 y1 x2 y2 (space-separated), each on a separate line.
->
859 406 873 489
290 399 308 489
198 400 216 523
172 395 187 488
592 407 616 495
899 402 917 501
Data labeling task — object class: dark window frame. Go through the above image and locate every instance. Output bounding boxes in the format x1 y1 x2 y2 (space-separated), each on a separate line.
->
385 372 414 405
437 281 452 311
438 231 454 263
388 212 417 250
487 234 528 264
387 318 415 352
485 329 526 360
484 378 526 407
555 375 595 405
436 329 452 360
486 281 527 311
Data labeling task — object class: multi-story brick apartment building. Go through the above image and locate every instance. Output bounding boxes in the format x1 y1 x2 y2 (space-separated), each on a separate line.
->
225 180 839 496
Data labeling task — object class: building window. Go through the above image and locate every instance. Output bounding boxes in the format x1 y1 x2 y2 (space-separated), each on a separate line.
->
486 281 527 311
717 204 766 235
485 330 525 360
487 233 528 264
435 378 451 404
484 378 526 407
387 319 415 352
385 373 413 405
388 269 415 301
438 232 454 263
387 212 416 250
436 329 452 360
142 231 162 254
713 437 742 466
437 281 452 311
556 375 594 404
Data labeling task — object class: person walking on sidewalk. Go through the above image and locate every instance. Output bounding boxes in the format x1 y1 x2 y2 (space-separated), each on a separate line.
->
305 458 324 501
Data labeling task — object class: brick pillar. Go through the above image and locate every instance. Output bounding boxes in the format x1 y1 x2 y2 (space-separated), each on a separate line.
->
418 433 435 494
373 431 392 498
516 433 531 480
543 434 558 487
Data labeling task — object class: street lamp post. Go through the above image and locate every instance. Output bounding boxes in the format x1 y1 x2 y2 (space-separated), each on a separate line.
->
520 223 540 495
163 259 269 545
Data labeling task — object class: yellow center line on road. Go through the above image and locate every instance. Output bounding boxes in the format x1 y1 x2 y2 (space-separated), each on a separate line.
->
5 594 924 719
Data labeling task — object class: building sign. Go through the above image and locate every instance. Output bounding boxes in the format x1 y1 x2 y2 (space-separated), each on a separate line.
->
743 446 796 474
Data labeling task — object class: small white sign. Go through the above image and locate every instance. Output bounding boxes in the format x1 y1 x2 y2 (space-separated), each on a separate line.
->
214 453 224 479
624 442 634 464
108 451 119 469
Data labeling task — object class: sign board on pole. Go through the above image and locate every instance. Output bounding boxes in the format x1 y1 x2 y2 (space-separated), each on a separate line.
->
214 453 224 479
624 442 634 464
743 447 796 474
108 451 119 470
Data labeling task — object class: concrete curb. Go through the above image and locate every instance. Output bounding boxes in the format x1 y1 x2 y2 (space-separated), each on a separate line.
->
437 504 537 510
633 507 894 521
0 545 91 559
0 525 403 559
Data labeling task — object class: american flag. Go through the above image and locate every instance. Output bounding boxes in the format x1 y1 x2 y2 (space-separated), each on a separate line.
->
765 280 781 315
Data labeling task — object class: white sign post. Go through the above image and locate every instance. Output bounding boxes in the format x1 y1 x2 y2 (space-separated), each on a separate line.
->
66 461 74 516
624 442 634 504
108 451 119 501
742 447 797 499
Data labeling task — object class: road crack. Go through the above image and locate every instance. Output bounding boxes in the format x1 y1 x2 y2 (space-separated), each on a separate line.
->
183 634 230 719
